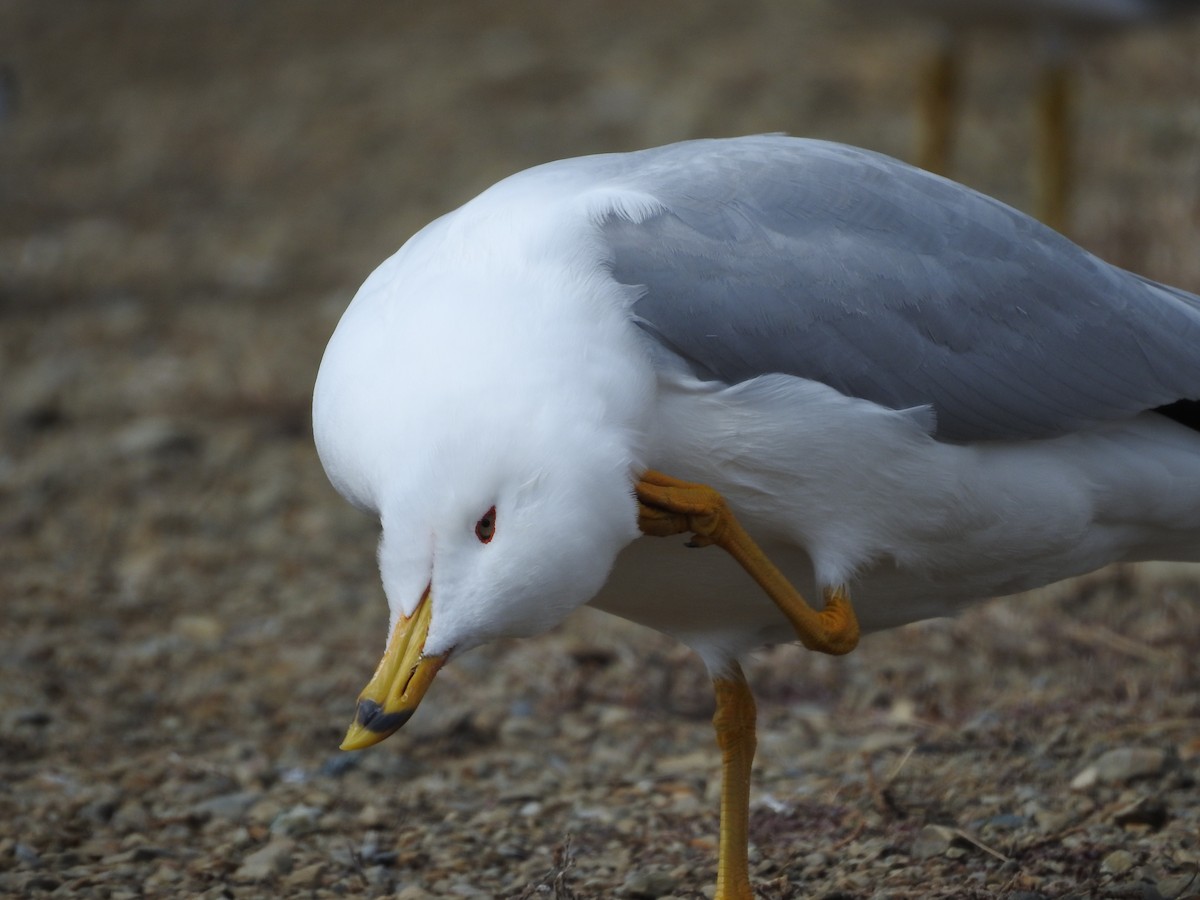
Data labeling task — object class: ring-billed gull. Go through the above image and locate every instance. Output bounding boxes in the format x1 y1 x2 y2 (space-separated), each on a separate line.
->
312 135 1200 899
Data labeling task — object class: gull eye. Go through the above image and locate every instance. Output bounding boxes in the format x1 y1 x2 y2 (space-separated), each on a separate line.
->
475 506 496 544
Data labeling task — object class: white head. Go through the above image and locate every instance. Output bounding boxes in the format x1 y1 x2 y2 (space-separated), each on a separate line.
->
313 231 654 744
367 397 644 656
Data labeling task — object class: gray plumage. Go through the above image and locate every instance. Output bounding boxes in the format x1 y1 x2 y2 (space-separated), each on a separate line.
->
599 137 1200 443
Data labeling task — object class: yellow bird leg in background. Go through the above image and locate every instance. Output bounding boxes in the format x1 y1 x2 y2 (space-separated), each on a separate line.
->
635 469 860 656
916 30 959 177
711 663 757 900
1035 58 1071 233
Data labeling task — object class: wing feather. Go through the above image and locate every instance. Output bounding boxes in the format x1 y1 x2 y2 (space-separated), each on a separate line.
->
599 137 1200 441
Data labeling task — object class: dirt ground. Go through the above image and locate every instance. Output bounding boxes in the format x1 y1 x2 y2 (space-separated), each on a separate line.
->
2 2 1199 898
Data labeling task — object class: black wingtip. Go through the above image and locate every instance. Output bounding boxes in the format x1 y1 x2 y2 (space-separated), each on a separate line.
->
1155 399 1200 433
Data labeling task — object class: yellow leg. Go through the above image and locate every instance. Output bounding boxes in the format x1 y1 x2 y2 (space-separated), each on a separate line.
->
916 33 958 176
635 470 860 656
1035 58 1071 233
712 663 757 900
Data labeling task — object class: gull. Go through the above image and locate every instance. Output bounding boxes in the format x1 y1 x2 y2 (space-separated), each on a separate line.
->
312 135 1200 899
845 0 1200 230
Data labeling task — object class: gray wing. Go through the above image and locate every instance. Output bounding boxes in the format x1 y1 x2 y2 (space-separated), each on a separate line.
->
600 136 1200 442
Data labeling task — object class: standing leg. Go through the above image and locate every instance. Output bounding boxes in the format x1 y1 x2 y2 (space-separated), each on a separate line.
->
712 662 757 900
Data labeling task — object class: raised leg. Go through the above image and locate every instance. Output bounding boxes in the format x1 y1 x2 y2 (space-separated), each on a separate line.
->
635 470 859 656
712 663 757 900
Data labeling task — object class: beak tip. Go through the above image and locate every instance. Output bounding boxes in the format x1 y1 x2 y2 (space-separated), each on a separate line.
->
338 699 414 751
356 697 415 734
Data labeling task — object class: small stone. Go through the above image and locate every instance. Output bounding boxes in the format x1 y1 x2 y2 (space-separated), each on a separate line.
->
622 868 678 898
447 882 489 897
979 813 1031 832
14 843 40 866
365 865 394 890
234 838 295 881
102 846 167 865
319 753 360 778
1155 873 1200 898
358 803 384 827
1074 748 1166 789
110 800 150 832
654 750 711 776
1112 796 1169 830
172 614 223 643
192 790 260 820
269 804 324 837
23 876 61 892
394 886 436 900
1033 808 1072 832
1100 849 1135 876
113 418 199 458
145 863 182 886
911 824 959 860
282 862 325 889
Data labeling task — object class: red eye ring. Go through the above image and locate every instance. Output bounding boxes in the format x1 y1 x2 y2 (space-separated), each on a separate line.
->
475 506 496 544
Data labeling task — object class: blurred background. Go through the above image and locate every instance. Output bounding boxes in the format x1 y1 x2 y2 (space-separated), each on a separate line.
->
2 2 1198 897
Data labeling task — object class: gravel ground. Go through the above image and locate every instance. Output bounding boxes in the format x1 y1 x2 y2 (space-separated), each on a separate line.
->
2 3 1199 898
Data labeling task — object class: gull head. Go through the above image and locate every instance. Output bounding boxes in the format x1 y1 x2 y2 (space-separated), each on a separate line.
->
312 243 654 748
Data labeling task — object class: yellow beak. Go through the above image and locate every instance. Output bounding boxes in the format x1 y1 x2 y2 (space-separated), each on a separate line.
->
340 588 446 751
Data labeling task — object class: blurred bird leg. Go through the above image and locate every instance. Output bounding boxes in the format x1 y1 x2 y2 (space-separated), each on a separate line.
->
917 25 959 176
1036 32 1072 232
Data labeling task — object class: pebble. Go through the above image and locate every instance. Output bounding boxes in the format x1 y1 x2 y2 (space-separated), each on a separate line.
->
365 864 395 890
357 803 384 827
394 886 436 900
1071 748 1167 789
102 846 167 865
911 824 959 860
447 881 490 896
171 614 223 643
109 800 150 832
1112 796 1169 830
113 417 200 458
191 790 260 820
14 843 40 866
282 862 325 889
233 838 295 881
1100 849 1136 876
319 753 360 778
979 813 1031 832
1155 873 1200 897
270 804 324 837
654 750 711 776
622 868 679 898
145 863 182 886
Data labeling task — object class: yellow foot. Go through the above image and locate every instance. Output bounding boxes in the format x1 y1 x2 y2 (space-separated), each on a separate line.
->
635 470 860 656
